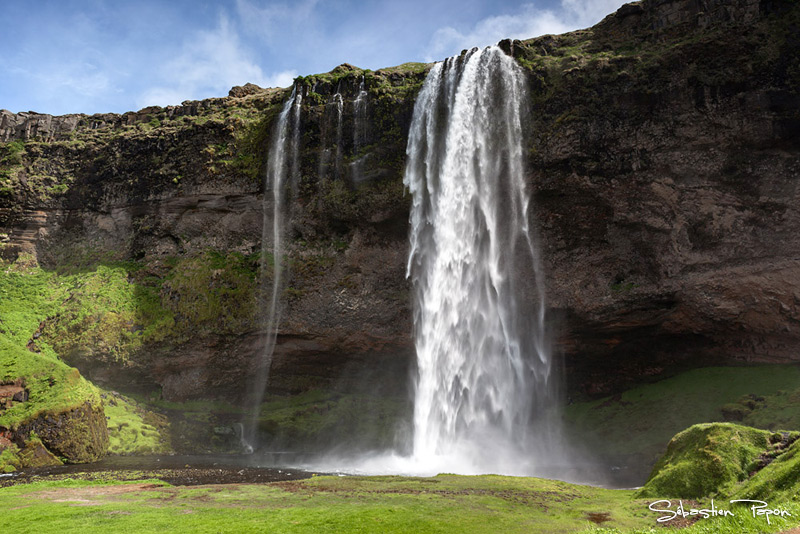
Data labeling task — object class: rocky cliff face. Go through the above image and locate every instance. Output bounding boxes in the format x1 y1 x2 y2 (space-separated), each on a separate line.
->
1 0 798 411
0 64 424 405
513 0 800 393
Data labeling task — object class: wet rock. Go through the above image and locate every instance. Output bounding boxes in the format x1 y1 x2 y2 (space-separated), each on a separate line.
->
0 381 27 411
17 439 62 468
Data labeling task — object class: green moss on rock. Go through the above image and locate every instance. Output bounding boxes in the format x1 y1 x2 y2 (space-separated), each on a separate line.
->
0 256 108 469
0 436 62 472
732 433 800 502
637 423 774 499
31 251 258 372
15 401 108 463
257 389 409 451
103 391 171 455
160 250 259 336
42 264 172 365
16 436 62 468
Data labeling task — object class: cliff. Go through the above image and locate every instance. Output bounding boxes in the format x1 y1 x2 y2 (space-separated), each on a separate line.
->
0 0 798 462
514 0 800 392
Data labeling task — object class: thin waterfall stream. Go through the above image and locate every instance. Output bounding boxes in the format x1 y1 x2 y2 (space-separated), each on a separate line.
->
243 85 302 452
334 89 344 180
351 78 368 183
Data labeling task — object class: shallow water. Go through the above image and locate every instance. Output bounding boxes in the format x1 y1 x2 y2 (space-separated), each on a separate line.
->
2 454 322 487
3 452 645 489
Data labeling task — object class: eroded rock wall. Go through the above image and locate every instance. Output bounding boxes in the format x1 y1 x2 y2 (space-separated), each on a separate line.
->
513 0 800 393
0 0 798 401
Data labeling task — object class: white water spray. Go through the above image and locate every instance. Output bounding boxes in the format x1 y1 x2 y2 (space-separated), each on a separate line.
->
403 46 558 475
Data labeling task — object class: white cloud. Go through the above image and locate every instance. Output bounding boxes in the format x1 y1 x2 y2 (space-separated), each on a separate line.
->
235 0 320 42
263 70 298 89
424 0 627 62
137 87 188 109
426 6 570 61
137 15 294 109
561 0 628 26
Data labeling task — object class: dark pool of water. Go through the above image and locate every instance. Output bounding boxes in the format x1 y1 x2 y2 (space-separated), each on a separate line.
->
0 454 325 487
0 453 644 490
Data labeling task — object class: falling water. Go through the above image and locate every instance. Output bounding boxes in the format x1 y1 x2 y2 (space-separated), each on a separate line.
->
243 85 303 452
403 46 558 474
351 78 368 183
333 91 344 180
353 78 368 147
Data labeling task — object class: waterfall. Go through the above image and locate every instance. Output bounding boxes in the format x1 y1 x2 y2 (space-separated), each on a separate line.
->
351 78 368 183
403 46 557 474
243 85 303 452
333 91 344 180
353 77 367 147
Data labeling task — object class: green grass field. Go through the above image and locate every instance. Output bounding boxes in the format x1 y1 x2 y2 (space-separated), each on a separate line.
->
1 471 798 534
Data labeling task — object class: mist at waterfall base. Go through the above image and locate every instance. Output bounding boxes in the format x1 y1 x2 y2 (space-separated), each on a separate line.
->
244 46 594 483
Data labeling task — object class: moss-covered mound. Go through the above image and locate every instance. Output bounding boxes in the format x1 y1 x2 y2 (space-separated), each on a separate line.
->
637 423 798 499
14 400 108 462
0 256 109 470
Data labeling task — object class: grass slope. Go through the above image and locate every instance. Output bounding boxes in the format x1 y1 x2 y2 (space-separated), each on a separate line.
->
0 259 100 429
0 475 648 533
0 257 102 469
733 434 800 502
104 393 171 455
0 250 263 468
564 365 800 472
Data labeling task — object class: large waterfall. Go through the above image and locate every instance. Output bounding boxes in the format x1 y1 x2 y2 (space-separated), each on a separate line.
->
403 46 558 475
252 49 563 477
243 85 302 451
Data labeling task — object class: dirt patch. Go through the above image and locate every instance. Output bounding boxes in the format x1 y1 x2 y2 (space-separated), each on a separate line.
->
585 511 611 524
31 482 164 505
272 481 306 493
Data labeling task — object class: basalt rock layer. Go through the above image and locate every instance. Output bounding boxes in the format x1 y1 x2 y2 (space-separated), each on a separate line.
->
0 0 798 419
514 0 800 394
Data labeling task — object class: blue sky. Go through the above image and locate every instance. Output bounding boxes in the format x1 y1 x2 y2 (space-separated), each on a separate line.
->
1 0 627 115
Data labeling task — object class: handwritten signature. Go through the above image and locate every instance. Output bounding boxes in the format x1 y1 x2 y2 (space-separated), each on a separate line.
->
649 499 792 525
